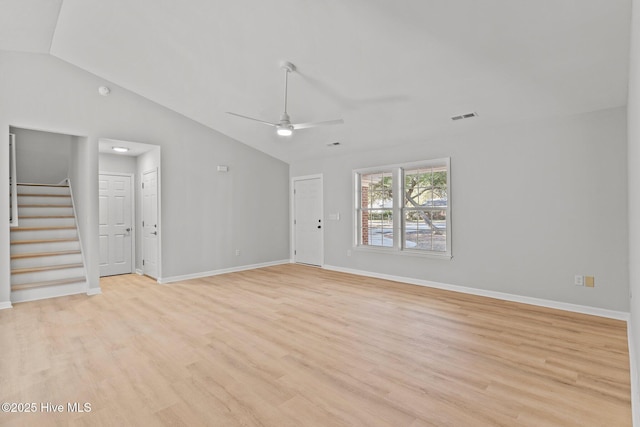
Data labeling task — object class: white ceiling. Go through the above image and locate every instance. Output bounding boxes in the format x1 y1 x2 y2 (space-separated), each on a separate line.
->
0 0 632 163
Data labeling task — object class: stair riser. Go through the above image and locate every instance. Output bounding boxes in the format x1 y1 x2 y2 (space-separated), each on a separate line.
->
11 253 83 270
17 185 70 196
17 218 76 228
10 229 77 241
18 207 74 217
11 240 81 254
18 195 72 206
11 267 86 285
11 282 87 304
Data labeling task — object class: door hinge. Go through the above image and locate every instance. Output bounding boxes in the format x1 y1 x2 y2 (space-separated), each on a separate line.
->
294 250 296 255
143 259 145 266
142 220 144 226
142 182 145 189
294 219 296 225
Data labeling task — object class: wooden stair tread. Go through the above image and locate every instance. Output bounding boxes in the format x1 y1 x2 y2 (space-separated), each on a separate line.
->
12 263 84 275
18 215 75 219
17 183 69 188
11 238 78 245
19 203 73 207
11 250 81 260
17 194 70 198
18 204 73 208
11 277 85 291
11 226 76 232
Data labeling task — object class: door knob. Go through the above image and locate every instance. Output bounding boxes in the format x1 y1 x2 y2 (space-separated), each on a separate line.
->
317 225 321 229
126 227 131 232
151 231 157 235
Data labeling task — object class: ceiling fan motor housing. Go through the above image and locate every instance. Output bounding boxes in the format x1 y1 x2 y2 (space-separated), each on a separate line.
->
279 112 291 126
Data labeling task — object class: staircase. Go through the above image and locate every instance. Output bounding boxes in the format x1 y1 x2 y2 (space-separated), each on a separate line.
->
10 183 87 303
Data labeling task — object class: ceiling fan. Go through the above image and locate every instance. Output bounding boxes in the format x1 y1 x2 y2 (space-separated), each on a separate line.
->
227 61 344 137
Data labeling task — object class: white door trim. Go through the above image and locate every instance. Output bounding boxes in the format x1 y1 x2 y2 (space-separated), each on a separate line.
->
291 174 324 266
99 171 135 275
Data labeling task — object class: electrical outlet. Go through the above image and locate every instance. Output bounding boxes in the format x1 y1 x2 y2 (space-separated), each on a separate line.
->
235 249 241 256
574 275 584 286
585 276 595 287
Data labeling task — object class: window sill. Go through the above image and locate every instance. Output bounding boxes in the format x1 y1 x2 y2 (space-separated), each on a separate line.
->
354 245 452 260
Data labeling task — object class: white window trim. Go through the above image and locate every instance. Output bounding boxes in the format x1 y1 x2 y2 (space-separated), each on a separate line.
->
353 158 452 259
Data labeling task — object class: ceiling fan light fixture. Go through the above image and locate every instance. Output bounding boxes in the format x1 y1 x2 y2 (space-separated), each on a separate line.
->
227 61 343 137
276 126 293 136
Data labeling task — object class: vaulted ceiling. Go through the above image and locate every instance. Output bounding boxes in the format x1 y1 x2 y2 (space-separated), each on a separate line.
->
0 0 632 163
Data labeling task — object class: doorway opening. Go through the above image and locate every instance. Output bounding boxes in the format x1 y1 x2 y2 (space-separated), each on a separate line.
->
98 138 161 280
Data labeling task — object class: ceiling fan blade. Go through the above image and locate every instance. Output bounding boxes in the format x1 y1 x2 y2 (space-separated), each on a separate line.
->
226 112 277 127
292 118 344 130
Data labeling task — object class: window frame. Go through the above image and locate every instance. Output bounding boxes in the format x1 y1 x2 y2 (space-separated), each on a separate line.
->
353 158 451 259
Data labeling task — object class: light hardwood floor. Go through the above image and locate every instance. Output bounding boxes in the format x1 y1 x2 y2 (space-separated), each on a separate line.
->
0 264 631 426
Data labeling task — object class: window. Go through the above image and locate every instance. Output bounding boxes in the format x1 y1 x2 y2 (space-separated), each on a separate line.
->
355 158 451 257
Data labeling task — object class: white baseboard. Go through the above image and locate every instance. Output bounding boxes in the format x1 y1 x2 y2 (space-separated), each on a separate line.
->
86 288 102 296
135 269 143 275
0 301 12 310
158 259 291 284
323 265 630 321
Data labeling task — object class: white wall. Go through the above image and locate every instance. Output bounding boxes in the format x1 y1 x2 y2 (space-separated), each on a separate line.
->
11 127 71 184
99 152 137 175
0 51 289 305
291 107 629 312
628 0 640 423
68 136 98 290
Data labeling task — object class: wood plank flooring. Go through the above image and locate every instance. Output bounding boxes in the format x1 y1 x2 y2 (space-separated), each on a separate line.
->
0 264 631 426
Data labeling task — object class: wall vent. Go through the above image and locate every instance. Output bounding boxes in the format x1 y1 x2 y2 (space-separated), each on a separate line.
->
451 112 478 121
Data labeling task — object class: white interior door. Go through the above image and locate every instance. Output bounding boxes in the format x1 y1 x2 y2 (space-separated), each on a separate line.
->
99 174 133 276
294 177 323 266
142 169 159 278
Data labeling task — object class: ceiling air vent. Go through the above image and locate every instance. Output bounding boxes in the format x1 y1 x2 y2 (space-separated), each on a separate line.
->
451 112 478 121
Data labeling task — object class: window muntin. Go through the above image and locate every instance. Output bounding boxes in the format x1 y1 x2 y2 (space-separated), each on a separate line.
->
355 159 450 257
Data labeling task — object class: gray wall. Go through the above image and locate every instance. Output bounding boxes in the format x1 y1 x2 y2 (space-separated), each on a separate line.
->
68 136 97 291
11 127 71 184
99 152 137 175
0 51 289 304
291 107 629 312
628 0 640 420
